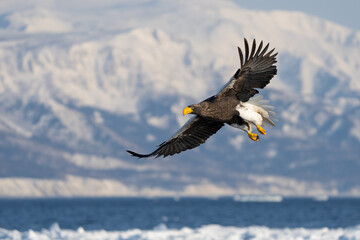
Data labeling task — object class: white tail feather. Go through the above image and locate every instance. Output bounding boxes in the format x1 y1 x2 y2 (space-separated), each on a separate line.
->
247 95 277 127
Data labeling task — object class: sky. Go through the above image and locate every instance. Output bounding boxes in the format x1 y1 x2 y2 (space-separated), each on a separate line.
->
236 0 360 30
0 0 359 30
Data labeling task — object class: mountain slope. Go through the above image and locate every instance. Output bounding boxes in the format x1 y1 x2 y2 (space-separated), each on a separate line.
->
0 0 359 197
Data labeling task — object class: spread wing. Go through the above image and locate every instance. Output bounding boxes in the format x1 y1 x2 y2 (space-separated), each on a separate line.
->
217 38 277 102
127 116 224 158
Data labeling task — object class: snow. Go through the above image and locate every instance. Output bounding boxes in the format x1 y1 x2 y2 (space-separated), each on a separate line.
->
0 174 338 198
1 223 360 240
0 0 360 197
6 8 73 33
63 153 160 171
350 117 360 141
233 195 283 202
1 1 359 116
228 134 245 151
146 134 156 142
146 114 170 129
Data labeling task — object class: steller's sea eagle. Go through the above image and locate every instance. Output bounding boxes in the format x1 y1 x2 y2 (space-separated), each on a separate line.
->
127 38 277 158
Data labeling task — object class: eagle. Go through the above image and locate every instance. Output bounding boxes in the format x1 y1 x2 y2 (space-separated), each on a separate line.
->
127 39 277 158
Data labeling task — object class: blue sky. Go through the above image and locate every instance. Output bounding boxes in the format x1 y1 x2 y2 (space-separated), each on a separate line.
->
236 0 360 30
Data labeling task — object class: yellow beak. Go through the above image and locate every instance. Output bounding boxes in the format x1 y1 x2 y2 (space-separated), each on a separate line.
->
182 107 193 115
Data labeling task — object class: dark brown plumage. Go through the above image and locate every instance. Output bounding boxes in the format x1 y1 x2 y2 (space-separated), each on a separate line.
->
127 38 277 158
127 117 224 158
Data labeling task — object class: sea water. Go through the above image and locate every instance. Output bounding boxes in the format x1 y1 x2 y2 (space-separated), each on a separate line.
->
0 197 359 240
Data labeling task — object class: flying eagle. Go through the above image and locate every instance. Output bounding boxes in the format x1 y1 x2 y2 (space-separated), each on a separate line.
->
127 39 277 158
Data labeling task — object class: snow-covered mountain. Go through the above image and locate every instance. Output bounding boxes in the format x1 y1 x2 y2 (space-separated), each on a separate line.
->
0 0 360 197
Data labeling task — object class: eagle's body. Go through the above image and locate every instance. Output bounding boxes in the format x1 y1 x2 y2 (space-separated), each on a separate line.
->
127 39 277 158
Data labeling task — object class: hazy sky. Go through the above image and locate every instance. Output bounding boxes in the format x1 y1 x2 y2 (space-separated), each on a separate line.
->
0 1 358 30
236 0 360 30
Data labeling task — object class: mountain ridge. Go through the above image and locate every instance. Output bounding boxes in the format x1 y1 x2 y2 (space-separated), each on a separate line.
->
0 0 359 197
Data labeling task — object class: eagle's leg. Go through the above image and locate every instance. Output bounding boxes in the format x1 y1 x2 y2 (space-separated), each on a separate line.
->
248 131 259 141
246 123 259 141
256 125 266 135
229 118 260 142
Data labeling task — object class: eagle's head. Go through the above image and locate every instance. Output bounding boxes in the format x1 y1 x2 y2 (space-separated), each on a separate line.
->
183 102 217 117
182 104 197 115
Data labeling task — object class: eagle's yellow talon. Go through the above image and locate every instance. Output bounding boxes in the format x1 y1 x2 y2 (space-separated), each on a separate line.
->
248 132 259 141
256 125 266 135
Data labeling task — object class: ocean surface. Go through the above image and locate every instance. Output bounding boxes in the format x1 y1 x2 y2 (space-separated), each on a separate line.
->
0 197 360 240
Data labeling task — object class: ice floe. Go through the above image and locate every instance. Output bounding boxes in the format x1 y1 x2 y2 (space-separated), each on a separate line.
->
1 223 360 240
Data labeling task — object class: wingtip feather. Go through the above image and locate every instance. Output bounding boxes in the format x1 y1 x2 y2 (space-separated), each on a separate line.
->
250 39 256 58
238 46 244 66
244 38 249 61
259 43 270 56
126 150 153 159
